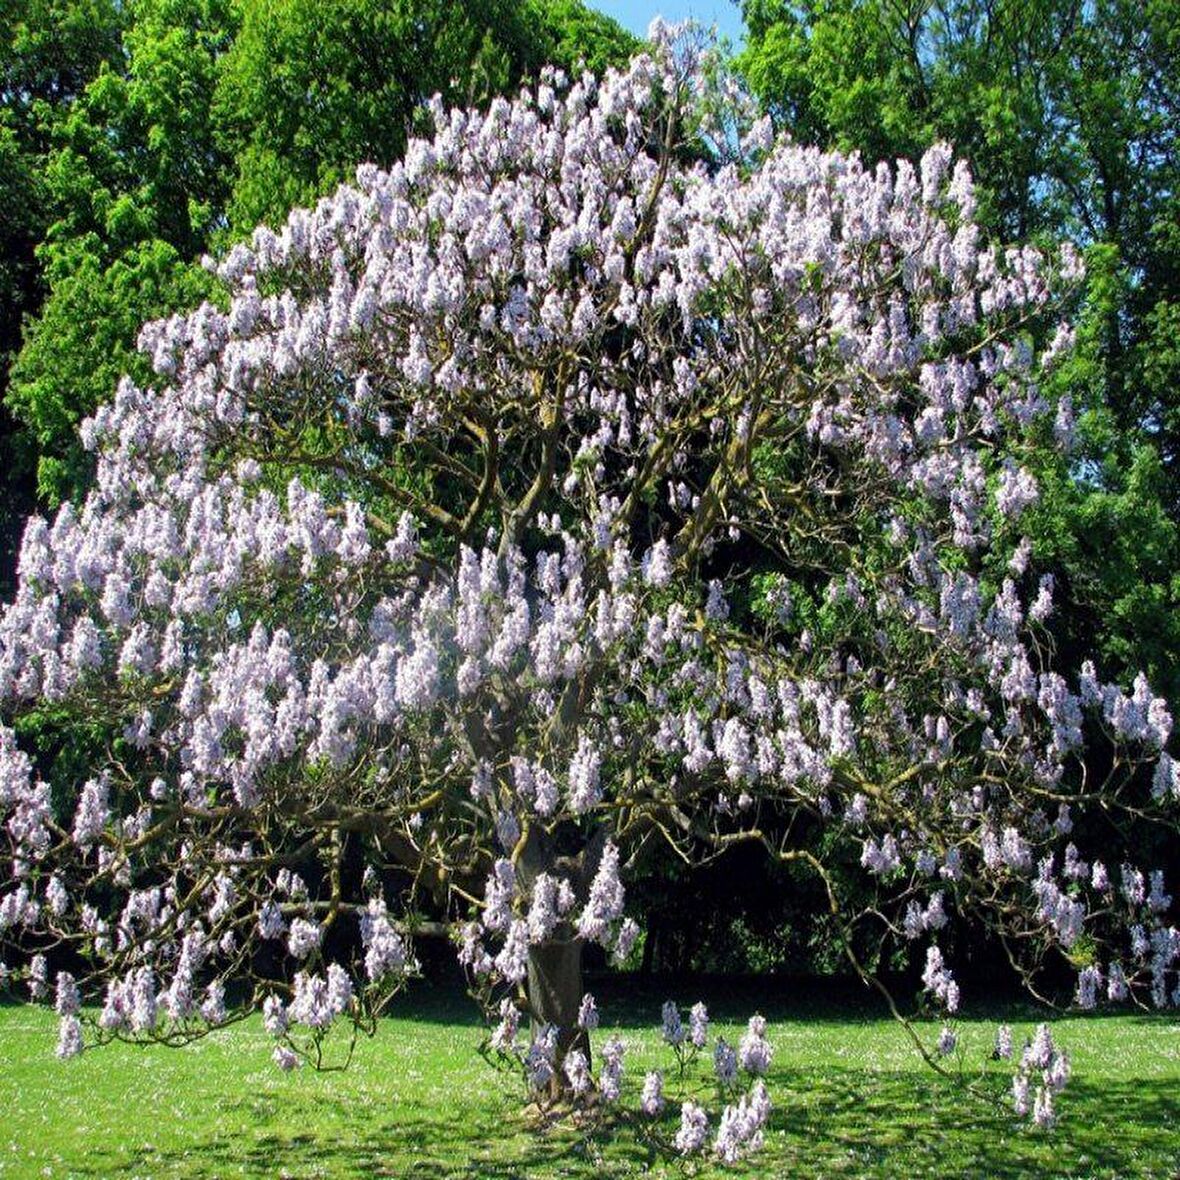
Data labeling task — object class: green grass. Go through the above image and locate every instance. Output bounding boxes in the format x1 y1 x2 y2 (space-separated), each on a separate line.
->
1 979 1177 1178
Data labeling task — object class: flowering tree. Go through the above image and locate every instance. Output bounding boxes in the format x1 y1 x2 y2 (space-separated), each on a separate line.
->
1 26 1177 1155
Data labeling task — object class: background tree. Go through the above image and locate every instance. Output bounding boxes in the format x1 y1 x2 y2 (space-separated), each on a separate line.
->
213 0 638 234
0 0 124 594
2 0 636 511
2 40 1175 1150
737 0 1180 702
732 0 1180 979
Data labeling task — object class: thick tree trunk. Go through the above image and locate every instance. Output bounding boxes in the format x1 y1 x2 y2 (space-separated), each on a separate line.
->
517 820 603 1098
527 936 588 1098
528 937 584 1038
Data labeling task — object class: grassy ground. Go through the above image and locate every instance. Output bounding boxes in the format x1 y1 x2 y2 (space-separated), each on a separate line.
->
1 978 1177 1179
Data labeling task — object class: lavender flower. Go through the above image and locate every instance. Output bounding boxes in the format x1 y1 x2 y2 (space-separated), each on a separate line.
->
57 1016 84 1059
287 918 321 960
525 1025 558 1091
674 1101 709 1154
714 1037 738 1084
661 1000 685 1047
994 1024 1013 1060
599 1035 626 1103
738 1014 773 1076
713 1080 771 1163
273 1045 300 1071
576 842 624 945
55 971 80 1016
490 998 519 1054
640 1070 665 1116
28 953 49 1000
563 1049 592 1096
577 993 599 1032
263 995 288 1036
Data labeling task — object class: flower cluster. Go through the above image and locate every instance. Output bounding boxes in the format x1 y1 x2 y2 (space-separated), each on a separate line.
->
1011 1024 1071 1128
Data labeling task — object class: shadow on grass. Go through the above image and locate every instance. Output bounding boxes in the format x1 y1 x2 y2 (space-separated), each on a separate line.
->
766 1069 1180 1177
57 1066 1180 1179
64 1094 647 1179
396 970 1137 1031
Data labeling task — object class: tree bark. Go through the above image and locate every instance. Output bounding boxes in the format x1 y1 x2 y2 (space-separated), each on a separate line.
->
517 821 602 1097
528 937 584 1037
527 936 588 1098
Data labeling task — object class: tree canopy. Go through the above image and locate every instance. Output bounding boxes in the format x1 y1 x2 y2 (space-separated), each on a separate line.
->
1 35 1176 1151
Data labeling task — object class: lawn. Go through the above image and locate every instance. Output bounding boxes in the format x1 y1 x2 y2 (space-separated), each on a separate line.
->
1 977 1177 1179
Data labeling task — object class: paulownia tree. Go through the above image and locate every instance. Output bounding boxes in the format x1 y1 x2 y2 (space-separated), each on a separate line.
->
1 25 1177 1159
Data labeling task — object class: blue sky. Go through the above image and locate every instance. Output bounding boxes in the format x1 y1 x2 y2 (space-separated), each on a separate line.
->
592 0 745 47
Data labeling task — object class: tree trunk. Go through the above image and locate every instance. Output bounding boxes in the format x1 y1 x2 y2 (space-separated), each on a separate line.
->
527 936 588 1098
528 937 584 1037
641 911 658 976
517 821 603 1098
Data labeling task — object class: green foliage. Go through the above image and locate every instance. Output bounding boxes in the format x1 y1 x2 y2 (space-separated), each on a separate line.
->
740 0 926 165
737 0 1180 693
3 0 233 501
0 0 122 124
8 238 211 501
1036 444 1180 701
214 0 636 233
1 0 124 588
532 0 640 78
2 0 635 508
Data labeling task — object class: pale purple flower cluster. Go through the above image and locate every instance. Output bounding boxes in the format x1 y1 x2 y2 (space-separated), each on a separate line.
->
714 1080 771 1163
563 1049 592 1095
27 953 49 1000
904 892 948 939
714 1037 738 1085
599 1035 626 1102
576 992 599 1032
861 835 901 875
674 1101 710 1154
737 1014 773 1076
525 1025 559 1091
55 971 83 1059
490 998 519 1054
1075 965 1102 1010
273 1045 299 1071
921 945 961 1013
526 874 575 943
1012 1024 1070 1128
257 900 286 940
287 965 353 1029
263 994 288 1035
72 777 110 849
359 898 412 983
99 967 158 1032
640 1070 665 1115
576 842 625 946
286 918 321 960
661 1000 685 1047
994 1024 1013 1060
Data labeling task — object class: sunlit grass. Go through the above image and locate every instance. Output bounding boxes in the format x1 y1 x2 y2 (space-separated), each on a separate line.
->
1 978 1177 1178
